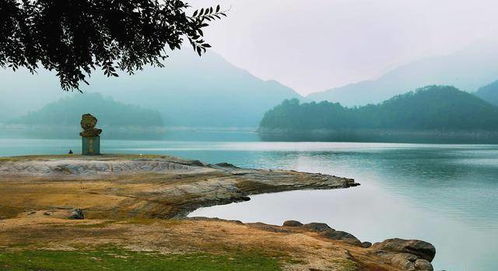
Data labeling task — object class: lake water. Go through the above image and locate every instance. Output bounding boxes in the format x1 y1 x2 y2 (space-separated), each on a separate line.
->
0 136 497 271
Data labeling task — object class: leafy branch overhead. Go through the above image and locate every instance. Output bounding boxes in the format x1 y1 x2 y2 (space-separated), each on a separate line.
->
0 0 226 91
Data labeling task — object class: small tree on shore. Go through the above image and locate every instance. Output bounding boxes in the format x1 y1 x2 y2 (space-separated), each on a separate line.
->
0 0 225 91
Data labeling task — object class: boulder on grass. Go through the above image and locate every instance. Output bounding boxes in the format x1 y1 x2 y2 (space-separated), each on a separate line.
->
282 220 303 227
372 238 436 262
321 230 362 246
361 241 372 248
68 209 84 220
303 222 333 232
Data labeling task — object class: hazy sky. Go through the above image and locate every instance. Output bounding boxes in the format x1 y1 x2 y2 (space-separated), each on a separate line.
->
190 0 498 95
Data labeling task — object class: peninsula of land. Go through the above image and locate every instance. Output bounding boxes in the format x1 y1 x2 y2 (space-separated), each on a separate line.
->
0 155 435 271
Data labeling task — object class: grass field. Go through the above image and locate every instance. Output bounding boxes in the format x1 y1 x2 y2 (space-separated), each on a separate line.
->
0 247 281 271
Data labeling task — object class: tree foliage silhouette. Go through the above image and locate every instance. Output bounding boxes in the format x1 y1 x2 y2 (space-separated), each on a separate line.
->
0 0 226 90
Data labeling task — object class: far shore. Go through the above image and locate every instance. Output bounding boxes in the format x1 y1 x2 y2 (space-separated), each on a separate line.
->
259 128 498 143
0 124 258 140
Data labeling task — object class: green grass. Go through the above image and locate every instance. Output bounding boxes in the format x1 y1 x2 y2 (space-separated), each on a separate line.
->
330 259 359 271
0 247 282 271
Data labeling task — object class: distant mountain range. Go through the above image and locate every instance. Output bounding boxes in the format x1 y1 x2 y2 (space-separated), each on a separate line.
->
3 42 498 131
307 42 498 106
260 85 498 143
0 51 301 128
475 80 498 106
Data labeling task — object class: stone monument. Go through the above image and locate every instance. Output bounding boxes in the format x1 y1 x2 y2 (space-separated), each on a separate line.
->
80 113 102 155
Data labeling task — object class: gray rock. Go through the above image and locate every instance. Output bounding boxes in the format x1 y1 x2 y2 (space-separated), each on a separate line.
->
68 209 84 220
215 162 239 168
389 254 433 271
390 253 417 270
187 160 206 167
321 230 362 246
415 259 434 271
249 223 290 233
372 238 436 262
361 241 372 248
303 222 333 232
282 220 303 227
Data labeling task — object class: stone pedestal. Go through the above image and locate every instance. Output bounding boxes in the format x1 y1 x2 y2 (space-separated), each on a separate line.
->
82 136 101 155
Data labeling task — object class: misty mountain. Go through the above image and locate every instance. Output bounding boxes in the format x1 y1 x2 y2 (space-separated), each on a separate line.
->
261 86 498 142
13 93 164 127
475 80 498 106
90 51 302 127
307 42 498 106
6 93 165 139
0 69 62 122
0 51 301 128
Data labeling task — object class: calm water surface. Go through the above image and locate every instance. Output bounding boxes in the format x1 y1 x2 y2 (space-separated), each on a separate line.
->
0 137 497 271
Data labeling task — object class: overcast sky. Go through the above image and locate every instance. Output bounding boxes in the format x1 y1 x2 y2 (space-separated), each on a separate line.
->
189 0 498 95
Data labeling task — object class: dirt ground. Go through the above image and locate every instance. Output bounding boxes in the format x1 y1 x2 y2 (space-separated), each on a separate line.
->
0 155 432 270
0 215 399 271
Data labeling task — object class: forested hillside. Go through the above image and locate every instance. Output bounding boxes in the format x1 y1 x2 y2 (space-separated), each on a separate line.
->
260 86 498 142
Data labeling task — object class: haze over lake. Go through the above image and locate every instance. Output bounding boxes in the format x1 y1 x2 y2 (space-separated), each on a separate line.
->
1 134 497 271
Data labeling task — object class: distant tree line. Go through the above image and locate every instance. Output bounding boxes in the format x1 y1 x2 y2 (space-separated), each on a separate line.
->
260 86 498 131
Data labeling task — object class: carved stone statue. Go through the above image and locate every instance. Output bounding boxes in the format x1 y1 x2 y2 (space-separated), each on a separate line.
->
80 113 102 137
80 113 102 155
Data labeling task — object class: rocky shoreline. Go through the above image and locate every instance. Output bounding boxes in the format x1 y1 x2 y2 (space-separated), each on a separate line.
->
0 154 436 270
187 217 436 271
0 154 358 219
